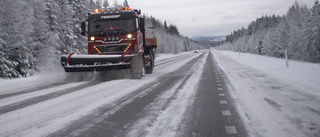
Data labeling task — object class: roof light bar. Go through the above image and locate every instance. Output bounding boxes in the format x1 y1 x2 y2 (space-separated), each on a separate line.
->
121 7 131 11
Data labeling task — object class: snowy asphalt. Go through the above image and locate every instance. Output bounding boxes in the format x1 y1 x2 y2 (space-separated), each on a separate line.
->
0 51 249 137
180 52 248 137
1 50 320 136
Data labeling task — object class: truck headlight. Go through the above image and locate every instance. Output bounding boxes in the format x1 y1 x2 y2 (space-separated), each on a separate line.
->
127 34 132 39
90 36 95 41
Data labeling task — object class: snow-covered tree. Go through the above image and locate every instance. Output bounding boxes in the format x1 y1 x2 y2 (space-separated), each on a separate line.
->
164 21 168 30
0 0 38 78
96 0 102 8
123 0 129 7
0 38 18 78
102 0 109 8
304 0 320 62
113 0 121 8
220 1 319 63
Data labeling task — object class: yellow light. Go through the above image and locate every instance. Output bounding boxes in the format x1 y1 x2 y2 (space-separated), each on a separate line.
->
93 46 101 54
124 44 131 52
127 34 132 39
94 9 102 13
90 37 95 41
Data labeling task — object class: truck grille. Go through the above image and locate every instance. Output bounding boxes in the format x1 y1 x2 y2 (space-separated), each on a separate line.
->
94 44 131 54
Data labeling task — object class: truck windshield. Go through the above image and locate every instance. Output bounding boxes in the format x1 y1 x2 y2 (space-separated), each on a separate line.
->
89 19 136 36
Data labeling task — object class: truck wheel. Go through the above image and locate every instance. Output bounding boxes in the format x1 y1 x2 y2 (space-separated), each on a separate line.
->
145 49 154 74
130 55 143 79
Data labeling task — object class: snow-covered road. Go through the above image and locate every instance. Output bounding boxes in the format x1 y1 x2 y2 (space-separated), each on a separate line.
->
0 51 213 137
213 49 320 137
0 49 319 137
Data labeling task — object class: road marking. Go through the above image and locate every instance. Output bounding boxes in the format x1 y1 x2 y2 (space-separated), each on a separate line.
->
218 93 225 96
217 84 222 86
216 77 220 80
220 100 228 104
225 126 237 134
217 88 223 91
217 80 221 83
222 110 231 116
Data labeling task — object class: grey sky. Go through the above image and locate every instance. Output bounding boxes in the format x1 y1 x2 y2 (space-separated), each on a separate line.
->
110 0 314 37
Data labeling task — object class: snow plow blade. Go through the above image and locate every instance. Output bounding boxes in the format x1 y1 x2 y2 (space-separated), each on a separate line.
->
60 53 135 72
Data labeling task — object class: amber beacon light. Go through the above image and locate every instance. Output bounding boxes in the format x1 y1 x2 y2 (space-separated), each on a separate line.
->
121 7 131 10
94 9 102 13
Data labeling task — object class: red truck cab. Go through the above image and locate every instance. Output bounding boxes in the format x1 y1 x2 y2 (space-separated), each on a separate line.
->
61 7 157 79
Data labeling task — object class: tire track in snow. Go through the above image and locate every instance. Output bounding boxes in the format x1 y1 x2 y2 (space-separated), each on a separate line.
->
50 52 207 137
124 52 208 137
155 53 196 67
178 51 249 137
48 80 162 137
0 83 65 99
0 79 148 137
0 81 99 115
0 52 205 137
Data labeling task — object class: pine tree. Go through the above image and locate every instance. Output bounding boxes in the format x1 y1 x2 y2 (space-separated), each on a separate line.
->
72 0 91 53
102 0 109 8
123 0 129 7
221 1 319 62
164 21 168 30
96 0 102 8
305 0 320 62
0 0 39 77
0 38 10 78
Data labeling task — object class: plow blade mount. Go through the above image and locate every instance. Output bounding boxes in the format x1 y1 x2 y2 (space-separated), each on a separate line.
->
61 54 136 72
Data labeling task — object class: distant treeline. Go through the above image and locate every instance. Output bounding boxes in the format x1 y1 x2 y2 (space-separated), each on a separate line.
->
144 16 205 54
216 1 320 63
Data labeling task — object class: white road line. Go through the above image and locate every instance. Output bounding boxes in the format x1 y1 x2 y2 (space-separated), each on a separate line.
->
220 100 228 104
225 126 237 134
217 84 222 86
217 88 223 91
218 93 225 96
222 111 231 116
217 80 221 83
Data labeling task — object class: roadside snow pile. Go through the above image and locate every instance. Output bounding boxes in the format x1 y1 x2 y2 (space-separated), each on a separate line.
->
212 49 320 137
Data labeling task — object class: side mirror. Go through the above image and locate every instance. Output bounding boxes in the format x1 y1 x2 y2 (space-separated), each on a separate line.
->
140 18 145 32
81 21 86 36
80 31 86 36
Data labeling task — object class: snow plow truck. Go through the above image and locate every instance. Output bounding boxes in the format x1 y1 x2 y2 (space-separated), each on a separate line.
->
60 7 157 79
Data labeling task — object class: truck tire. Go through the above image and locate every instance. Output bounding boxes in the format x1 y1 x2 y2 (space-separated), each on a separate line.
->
130 55 143 79
145 49 154 74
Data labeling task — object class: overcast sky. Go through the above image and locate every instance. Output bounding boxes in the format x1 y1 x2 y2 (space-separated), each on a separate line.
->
109 0 315 37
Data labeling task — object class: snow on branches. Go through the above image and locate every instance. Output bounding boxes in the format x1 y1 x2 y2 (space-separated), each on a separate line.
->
219 1 320 63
